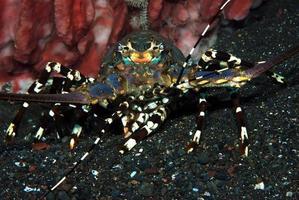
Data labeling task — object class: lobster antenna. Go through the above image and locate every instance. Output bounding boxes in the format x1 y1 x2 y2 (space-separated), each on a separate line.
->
38 135 104 199
125 0 149 30
181 44 299 86
245 44 299 78
0 92 89 104
175 0 231 85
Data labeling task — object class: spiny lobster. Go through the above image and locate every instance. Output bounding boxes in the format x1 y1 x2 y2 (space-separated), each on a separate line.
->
0 0 298 199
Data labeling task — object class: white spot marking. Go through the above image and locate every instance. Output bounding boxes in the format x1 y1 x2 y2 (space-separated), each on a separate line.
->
200 111 205 116
137 113 145 123
131 122 139 132
199 98 206 103
35 127 44 140
144 125 152 135
257 60 266 64
53 63 61 73
81 152 89 161
121 116 128 126
6 123 15 137
74 71 81 81
228 55 241 65
241 126 248 142
88 78 95 82
94 137 100 144
49 110 55 117
67 72 74 80
211 50 217 58
106 118 113 124
236 107 242 113
124 138 137 150
147 121 154 129
69 138 75 149
82 105 90 113
254 182 265 190
190 47 195 55
220 0 231 10
202 53 212 62
23 102 29 108
33 81 43 93
147 102 157 110
51 177 66 191
45 63 52 72
72 124 82 137
152 123 159 129
193 130 201 144
201 24 210 36
162 98 169 104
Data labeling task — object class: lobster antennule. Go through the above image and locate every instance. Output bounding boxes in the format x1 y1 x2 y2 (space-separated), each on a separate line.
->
245 44 299 79
0 92 90 104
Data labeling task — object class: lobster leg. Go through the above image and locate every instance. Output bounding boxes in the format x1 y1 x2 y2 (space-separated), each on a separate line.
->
68 105 92 149
230 91 249 156
186 95 208 153
34 103 66 141
34 78 71 141
40 101 129 197
198 49 285 84
119 105 168 154
5 62 88 141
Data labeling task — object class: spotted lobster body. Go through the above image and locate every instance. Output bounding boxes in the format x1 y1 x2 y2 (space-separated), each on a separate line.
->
0 0 298 197
79 31 187 107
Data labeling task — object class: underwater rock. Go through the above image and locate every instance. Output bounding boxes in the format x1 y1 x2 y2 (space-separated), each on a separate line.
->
0 0 258 91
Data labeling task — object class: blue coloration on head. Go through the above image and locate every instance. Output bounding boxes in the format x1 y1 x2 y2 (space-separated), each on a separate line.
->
89 83 113 98
107 74 121 89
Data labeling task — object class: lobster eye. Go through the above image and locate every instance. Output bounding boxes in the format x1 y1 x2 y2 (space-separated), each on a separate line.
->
153 46 159 50
124 46 129 50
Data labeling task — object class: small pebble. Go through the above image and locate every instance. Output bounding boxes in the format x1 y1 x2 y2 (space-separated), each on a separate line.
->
23 186 40 192
138 182 154 197
57 191 70 200
254 182 265 190
130 171 137 178
286 191 293 197
198 152 209 164
204 191 211 196
192 187 199 192
91 170 99 179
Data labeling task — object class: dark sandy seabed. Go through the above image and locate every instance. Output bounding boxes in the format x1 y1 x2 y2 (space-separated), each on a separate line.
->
0 0 298 199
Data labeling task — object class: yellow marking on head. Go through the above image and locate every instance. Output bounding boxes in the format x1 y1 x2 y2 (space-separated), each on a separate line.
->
232 76 251 82
215 79 228 84
130 52 153 64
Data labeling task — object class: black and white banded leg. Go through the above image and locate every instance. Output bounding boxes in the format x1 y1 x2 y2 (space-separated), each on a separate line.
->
186 96 208 153
69 105 93 149
34 103 69 142
231 92 249 156
119 105 168 154
198 49 285 84
6 62 88 141
40 102 129 198
175 0 231 84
